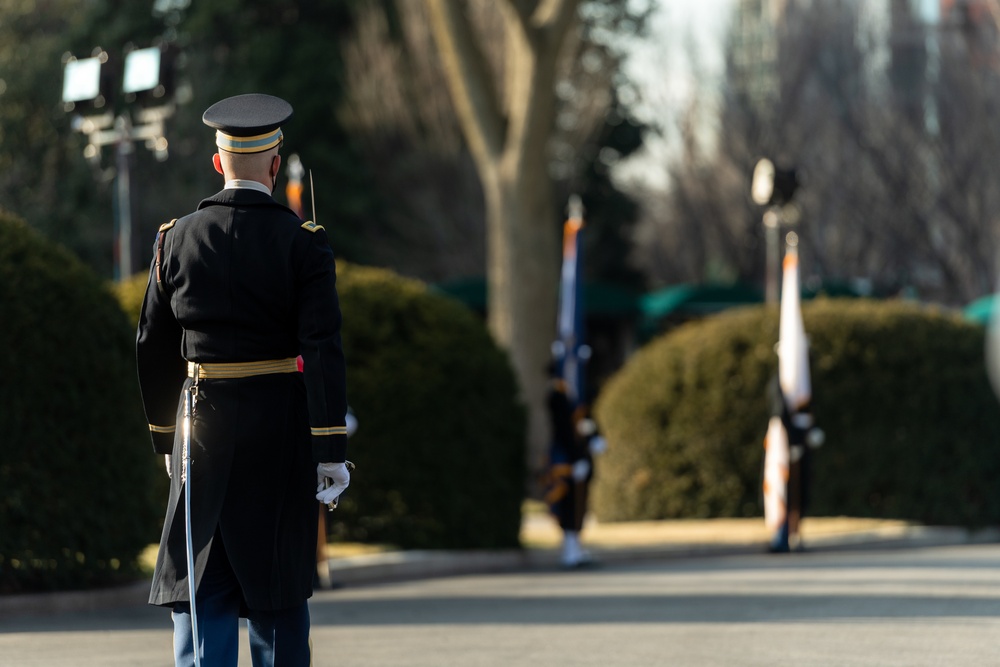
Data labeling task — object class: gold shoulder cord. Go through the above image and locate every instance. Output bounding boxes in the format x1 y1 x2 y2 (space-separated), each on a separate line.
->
155 219 178 295
301 220 325 233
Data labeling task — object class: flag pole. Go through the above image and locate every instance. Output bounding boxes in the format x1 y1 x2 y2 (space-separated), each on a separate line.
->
556 195 586 406
309 169 317 225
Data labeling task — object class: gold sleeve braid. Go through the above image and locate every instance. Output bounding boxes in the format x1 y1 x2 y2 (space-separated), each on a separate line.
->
311 426 347 436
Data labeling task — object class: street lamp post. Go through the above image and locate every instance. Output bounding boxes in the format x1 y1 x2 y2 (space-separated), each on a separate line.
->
751 157 800 304
763 208 781 304
62 43 177 282
114 114 135 279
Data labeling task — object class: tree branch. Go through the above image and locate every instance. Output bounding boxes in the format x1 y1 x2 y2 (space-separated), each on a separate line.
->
507 0 578 50
423 0 507 168
508 0 535 27
538 0 579 39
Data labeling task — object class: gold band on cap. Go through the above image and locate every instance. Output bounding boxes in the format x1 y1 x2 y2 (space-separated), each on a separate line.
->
216 128 283 154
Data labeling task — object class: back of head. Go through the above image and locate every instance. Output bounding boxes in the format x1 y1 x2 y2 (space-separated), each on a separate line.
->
217 148 278 181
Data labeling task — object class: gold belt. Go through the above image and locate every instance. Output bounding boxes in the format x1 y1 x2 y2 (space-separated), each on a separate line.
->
186 358 299 379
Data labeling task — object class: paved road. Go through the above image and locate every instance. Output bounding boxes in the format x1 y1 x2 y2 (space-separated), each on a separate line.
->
3 543 1000 666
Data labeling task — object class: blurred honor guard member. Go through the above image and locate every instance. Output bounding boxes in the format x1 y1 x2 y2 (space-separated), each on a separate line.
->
136 93 351 667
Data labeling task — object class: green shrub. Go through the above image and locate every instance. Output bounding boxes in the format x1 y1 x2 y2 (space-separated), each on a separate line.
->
112 270 148 325
593 298 1000 527
0 213 160 593
113 271 172 513
331 264 527 549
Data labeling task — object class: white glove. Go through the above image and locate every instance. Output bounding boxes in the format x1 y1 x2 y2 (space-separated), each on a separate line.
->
792 413 815 429
807 428 826 449
164 454 172 479
572 459 590 482
589 435 607 456
316 461 351 507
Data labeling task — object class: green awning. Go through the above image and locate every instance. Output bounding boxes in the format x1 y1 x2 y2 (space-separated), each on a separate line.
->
639 283 764 320
431 276 639 318
431 276 488 311
965 293 996 324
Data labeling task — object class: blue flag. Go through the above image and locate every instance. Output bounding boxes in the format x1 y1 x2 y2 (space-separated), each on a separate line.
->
555 195 586 406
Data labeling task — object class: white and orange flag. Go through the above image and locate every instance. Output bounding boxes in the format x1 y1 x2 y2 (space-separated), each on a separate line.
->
764 243 811 534
763 415 789 533
778 244 811 410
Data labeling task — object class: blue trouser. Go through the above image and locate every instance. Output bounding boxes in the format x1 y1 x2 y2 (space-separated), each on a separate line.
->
769 520 790 553
172 530 312 667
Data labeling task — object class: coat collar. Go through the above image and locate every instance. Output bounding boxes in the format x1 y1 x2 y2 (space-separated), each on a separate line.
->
197 188 297 217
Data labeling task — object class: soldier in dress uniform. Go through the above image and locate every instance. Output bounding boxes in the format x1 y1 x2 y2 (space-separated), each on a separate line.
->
767 373 823 553
136 93 351 667
543 366 605 568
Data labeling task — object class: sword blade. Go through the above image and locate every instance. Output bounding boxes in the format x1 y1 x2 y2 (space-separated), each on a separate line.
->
182 386 202 667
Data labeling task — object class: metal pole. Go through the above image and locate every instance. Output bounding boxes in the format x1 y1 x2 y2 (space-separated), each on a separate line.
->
763 208 780 304
114 115 135 281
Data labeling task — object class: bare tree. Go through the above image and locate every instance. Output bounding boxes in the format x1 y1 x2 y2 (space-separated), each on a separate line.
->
419 0 580 470
339 0 648 471
338 3 487 281
628 0 1000 306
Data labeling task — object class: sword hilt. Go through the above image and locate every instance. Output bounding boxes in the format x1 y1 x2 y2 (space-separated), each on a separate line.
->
325 460 355 511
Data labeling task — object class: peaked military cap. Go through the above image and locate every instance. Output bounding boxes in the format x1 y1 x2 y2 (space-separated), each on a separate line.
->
202 93 293 154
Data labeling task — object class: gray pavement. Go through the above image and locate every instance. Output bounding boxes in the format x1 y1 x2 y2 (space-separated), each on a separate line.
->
2 523 1000 666
311 544 1000 667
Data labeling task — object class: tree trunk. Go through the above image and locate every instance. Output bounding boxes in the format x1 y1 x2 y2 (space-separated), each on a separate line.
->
482 154 559 482
423 0 579 483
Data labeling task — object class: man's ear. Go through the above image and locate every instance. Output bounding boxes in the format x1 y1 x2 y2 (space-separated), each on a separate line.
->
212 153 224 175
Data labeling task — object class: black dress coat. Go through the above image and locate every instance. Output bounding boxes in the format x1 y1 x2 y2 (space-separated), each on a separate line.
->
136 187 348 611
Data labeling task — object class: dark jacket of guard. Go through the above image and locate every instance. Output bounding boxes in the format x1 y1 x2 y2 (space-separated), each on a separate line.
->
544 380 593 532
136 187 347 611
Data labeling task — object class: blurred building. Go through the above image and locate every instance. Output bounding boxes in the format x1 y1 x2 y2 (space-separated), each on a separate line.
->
730 0 788 119
733 0 998 123
733 0 1000 300
859 0 998 124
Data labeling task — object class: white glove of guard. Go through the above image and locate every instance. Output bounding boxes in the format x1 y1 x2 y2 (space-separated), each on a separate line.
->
572 459 590 482
316 461 351 507
792 413 815 429
576 418 597 437
164 454 172 479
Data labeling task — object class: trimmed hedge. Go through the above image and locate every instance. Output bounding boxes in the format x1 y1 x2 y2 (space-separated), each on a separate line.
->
112 270 147 326
0 213 159 593
113 272 172 510
593 298 1000 527
332 264 526 549
117 262 528 550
